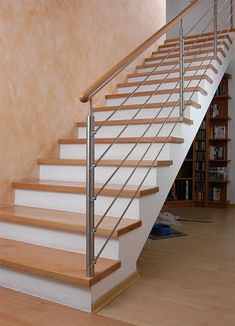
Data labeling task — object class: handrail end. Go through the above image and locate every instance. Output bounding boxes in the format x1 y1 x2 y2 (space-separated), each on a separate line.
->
80 93 89 103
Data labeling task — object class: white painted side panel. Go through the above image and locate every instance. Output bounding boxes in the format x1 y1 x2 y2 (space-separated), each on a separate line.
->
0 267 92 312
0 222 119 259
14 189 140 219
40 165 158 187
60 143 171 160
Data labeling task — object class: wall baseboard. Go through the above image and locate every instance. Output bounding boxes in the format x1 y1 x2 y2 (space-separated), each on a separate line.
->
92 271 140 312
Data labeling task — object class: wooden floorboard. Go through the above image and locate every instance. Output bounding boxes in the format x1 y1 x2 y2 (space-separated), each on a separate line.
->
99 206 235 326
0 287 135 326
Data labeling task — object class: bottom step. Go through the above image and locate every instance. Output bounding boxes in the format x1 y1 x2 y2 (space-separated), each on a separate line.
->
0 238 121 287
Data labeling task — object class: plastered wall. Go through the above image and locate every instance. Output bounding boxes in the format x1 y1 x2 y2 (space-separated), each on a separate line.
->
0 0 166 206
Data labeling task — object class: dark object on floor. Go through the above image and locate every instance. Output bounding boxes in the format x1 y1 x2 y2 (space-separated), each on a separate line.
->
178 219 212 223
149 227 187 240
151 223 172 236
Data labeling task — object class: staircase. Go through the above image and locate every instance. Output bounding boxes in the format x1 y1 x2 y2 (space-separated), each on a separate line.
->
0 0 234 313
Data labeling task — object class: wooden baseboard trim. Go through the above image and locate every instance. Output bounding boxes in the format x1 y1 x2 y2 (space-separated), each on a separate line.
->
92 271 140 312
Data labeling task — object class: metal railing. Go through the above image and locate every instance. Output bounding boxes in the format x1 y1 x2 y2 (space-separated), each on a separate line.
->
80 0 234 277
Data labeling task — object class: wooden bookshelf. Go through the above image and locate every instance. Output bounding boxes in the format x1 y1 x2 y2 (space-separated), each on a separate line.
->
166 73 231 208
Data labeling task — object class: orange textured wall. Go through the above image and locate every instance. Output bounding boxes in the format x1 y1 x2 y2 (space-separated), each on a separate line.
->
0 0 166 206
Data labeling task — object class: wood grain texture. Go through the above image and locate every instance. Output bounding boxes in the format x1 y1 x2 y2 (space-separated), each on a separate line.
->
136 56 222 69
0 287 135 326
165 30 234 43
127 64 218 77
0 238 120 287
12 179 159 198
158 40 229 52
59 136 184 145
105 86 207 99
117 75 213 87
148 47 226 61
76 117 193 127
0 205 142 237
99 206 235 326
93 100 201 112
37 158 173 168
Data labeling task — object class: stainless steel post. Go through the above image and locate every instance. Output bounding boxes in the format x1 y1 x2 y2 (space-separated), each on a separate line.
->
86 99 95 278
179 19 184 117
231 0 234 29
214 0 218 58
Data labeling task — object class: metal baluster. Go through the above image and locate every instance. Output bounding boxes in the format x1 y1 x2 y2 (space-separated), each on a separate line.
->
231 0 234 28
214 0 218 58
179 18 184 117
86 99 95 277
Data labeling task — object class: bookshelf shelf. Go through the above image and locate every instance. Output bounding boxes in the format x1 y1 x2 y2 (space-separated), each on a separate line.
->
166 73 231 208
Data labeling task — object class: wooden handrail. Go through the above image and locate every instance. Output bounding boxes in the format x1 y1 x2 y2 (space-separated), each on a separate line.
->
79 0 203 103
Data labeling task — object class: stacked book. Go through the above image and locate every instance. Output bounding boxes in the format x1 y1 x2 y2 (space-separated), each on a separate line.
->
209 146 225 160
210 103 220 117
211 125 226 138
195 161 205 171
209 167 229 181
208 187 221 201
215 83 227 96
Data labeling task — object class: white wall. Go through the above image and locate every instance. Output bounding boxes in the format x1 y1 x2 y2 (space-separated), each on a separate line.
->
166 0 233 38
227 38 235 204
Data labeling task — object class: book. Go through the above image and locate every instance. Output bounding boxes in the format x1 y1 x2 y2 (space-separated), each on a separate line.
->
209 146 224 160
209 167 229 180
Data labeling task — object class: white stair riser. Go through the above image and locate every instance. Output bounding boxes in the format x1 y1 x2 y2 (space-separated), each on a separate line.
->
128 69 214 82
40 165 158 186
106 91 199 106
136 59 213 73
150 51 221 62
94 106 192 121
60 143 172 161
0 222 119 259
117 79 208 93
15 189 141 218
77 123 182 139
158 42 224 53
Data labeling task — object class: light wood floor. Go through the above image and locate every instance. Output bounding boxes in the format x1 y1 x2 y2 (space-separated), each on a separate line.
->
1 207 234 325
99 206 235 326
0 287 134 326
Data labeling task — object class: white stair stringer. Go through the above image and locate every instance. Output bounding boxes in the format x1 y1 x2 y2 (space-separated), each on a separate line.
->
0 32 233 313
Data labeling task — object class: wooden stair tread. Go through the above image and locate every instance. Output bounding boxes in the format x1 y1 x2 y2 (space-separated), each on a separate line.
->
76 117 193 127
149 48 226 61
37 158 173 168
158 40 229 52
59 136 184 145
164 30 233 43
117 75 213 87
93 100 201 112
0 205 141 237
127 64 218 78
12 179 159 198
105 86 207 99
0 238 120 287
137 56 222 69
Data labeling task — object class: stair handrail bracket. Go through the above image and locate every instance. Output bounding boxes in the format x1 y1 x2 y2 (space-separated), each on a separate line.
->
80 0 234 277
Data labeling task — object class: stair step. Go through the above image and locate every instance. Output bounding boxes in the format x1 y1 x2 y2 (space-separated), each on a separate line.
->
137 56 222 70
105 86 207 100
149 48 226 60
0 238 120 287
127 64 218 78
93 100 201 112
158 40 229 53
0 205 141 237
76 117 193 127
12 179 159 198
37 158 173 167
59 136 184 145
117 75 213 87
164 31 232 45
